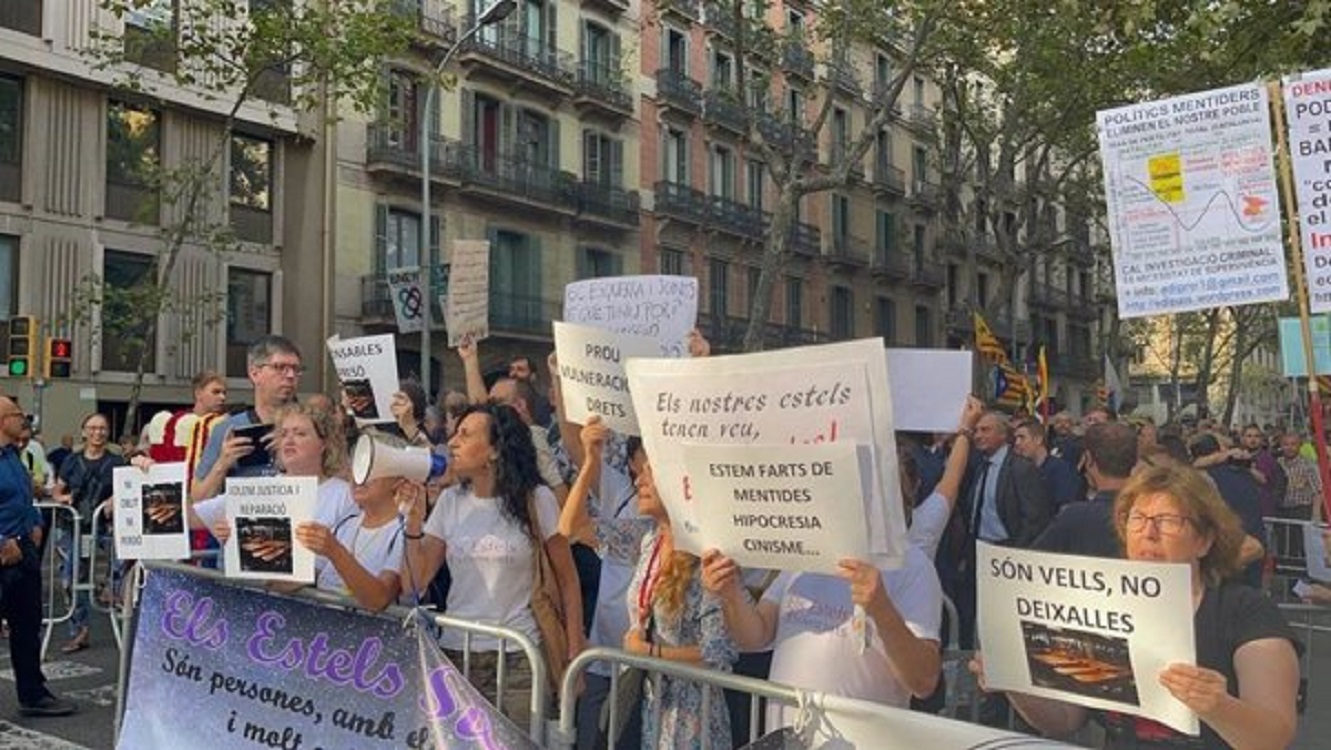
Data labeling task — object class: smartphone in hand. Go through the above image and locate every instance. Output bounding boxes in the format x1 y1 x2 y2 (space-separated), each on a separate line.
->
233 424 274 469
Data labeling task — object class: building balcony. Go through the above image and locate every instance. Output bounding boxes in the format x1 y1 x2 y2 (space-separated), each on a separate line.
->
826 234 870 269
655 68 703 116
870 81 904 114
698 312 830 353
576 181 640 229
709 195 765 240
1029 282 1071 310
905 103 935 133
393 0 457 48
365 122 466 182
659 0 701 22
756 112 815 155
872 163 905 196
704 1 769 43
581 0 629 16
1067 295 1101 322
781 39 815 79
975 233 1004 264
908 179 939 211
489 292 561 338
702 88 748 134
830 64 862 97
574 60 634 118
944 308 974 333
449 146 578 213
911 263 944 290
459 26 576 98
360 270 445 323
870 250 911 281
786 220 821 258
654 180 709 225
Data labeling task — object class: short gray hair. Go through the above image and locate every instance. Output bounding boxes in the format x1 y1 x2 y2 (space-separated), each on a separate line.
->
247 335 302 368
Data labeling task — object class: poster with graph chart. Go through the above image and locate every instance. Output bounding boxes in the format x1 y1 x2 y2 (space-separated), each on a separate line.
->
1097 83 1288 319
1284 69 1331 313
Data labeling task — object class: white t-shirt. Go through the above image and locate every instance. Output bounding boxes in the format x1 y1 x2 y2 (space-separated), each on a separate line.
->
763 545 942 729
424 484 561 652
314 515 403 596
907 490 951 559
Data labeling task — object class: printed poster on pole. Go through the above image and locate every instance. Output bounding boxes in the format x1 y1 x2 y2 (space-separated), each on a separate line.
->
1097 82 1288 319
1284 69 1331 313
978 543 1197 734
386 267 426 334
326 334 399 425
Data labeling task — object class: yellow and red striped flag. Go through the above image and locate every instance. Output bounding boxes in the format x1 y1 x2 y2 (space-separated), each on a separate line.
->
973 312 1008 364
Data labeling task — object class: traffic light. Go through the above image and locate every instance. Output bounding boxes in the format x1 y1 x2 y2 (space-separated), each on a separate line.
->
7 316 36 378
45 337 72 379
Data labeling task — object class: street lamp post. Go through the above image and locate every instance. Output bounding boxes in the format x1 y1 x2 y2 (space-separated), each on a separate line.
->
419 0 515 397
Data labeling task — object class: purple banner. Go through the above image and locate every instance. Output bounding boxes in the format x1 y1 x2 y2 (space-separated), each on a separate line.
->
117 568 538 749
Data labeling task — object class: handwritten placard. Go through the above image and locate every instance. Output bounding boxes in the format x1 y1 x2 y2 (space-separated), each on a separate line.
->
223 476 317 583
978 543 1197 734
446 240 490 347
564 275 698 357
113 462 189 560
626 338 905 569
681 442 868 574
326 334 399 426
553 321 658 435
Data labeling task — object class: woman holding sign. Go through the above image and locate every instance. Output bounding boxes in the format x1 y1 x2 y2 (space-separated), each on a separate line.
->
971 465 1300 750
398 403 584 726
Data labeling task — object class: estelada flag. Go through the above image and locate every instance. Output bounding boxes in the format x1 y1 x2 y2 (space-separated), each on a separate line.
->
995 362 1028 407
973 312 1008 364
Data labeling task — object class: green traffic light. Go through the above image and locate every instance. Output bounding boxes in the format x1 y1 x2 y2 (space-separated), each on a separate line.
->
8 358 27 377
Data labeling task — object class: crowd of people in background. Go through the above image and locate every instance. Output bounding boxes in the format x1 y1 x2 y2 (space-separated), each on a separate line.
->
1 333 1321 749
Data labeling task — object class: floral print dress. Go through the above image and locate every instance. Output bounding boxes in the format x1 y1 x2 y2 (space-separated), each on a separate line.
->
607 524 736 750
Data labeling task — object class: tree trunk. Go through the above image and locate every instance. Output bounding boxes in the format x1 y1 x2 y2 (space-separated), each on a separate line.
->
1168 316 1185 421
742 190 796 352
1221 320 1247 427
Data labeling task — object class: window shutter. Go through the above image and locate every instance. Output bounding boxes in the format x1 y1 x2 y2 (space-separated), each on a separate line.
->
611 32 621 80
548 117 561 169
374 204 388 276
583 129 599 182
610 139 624 188
576 247 589 280
460 88 475 147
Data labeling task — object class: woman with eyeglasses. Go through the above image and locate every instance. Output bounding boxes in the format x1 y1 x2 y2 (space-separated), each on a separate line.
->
971 464 1299 750
398 402 584 727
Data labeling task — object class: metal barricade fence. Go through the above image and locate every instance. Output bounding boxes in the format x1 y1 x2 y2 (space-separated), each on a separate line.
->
550 647 1080 750
35 501 84 659
1265 516 1323 603
1279 602 1330 722
114 561 550 745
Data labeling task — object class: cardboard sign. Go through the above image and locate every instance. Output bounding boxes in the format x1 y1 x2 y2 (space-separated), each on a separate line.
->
626 338 905 569
1097 82 1287 318
117 567 538 750
978 543 1197 734
387 267 426 334
223 476 317 583
326 334 399 426
564 275 699 357
885 348 973 432
1284 70 1331 313
113 463 189 560
445 240 490 347
680 442 869 574
553 321 658 435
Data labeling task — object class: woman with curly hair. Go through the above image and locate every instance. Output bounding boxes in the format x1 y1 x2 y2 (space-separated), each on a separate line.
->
972 464 1300 750
399 403 583 726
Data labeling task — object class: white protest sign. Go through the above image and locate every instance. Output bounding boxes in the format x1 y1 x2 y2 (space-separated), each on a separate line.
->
626 338 905 568
1097 82 1287 319
978 543 1197 734
326 333 398 425
564 275 699 357
224 476 317 583
553 321 657 435
1305 522 1331 583
680 442 868 574
445 239 490 347
113 463 189 560
1285 71 1331 313
386 266 426 334
886 348 973 432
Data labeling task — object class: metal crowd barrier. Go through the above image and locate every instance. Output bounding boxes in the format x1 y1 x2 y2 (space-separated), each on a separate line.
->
114 561 550 745
550 647 1080 750
35 501 79 658
34 501 121 657
1279 601 1330 722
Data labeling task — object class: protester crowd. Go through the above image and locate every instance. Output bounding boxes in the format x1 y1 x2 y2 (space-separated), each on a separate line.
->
0 331 1320 750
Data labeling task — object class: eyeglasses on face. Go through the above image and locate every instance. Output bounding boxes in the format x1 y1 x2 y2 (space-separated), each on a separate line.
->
1123 511 1193 536
258 362 305 376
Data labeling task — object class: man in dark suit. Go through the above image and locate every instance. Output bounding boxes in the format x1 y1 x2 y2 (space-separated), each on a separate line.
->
965 411 1053 547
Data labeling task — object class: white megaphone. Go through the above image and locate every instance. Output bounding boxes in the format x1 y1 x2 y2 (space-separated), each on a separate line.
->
351 436 449 485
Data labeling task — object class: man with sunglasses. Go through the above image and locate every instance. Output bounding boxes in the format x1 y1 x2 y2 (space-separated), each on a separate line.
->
192 335 304 501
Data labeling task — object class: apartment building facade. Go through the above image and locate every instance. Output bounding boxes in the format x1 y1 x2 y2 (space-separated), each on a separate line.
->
0 0 323 437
